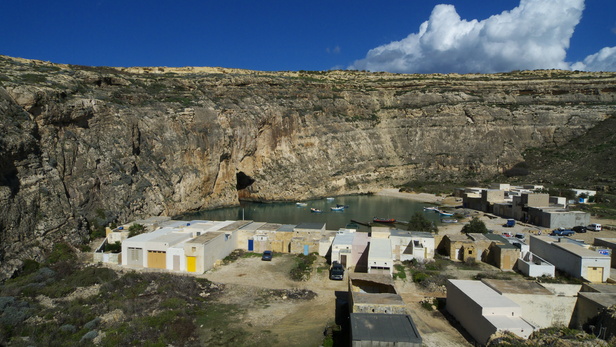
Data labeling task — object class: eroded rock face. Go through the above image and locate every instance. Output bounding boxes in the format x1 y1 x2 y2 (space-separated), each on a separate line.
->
1 56 615 278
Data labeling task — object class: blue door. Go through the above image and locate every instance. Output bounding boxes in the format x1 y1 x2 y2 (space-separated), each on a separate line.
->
248 239 254 251
303 245 309 255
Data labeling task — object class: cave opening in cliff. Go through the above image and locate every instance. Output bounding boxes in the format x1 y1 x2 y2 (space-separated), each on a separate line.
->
236 171 255 190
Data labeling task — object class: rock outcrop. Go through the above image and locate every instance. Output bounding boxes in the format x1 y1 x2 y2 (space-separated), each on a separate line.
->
1 55 615 279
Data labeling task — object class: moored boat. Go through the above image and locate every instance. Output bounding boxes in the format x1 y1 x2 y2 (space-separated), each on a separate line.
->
423 206 439 212
439 211 454 216
310 208 323 213
296 202 307 207
373 217 396 223
330 206 344 211
441 218 458 223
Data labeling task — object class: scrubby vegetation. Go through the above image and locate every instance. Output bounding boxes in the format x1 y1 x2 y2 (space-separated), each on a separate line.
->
0 243 279 346
462 217 489 234
290 253 317 281
407 212 438 233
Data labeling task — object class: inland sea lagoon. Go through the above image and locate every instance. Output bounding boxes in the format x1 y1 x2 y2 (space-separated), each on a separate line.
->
176 195 443 231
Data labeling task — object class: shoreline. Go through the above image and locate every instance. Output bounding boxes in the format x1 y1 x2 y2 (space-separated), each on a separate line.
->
375 188 444 204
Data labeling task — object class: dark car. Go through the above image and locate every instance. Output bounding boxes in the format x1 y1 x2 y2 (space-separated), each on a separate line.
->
572 226 587 233
330 262 344 280
551 228 575 236
261 250 273 261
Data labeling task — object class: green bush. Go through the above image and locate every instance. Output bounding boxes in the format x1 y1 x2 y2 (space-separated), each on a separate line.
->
462 217 488 234
128 223 146 237
290 253 317 281
412 272 429 283
46 243 77 264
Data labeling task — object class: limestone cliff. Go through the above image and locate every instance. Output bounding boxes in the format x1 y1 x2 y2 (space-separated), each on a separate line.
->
0 55 615 278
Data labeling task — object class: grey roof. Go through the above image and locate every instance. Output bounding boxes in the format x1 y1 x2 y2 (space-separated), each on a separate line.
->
351 313 422 344
278 224 296 232
295 222 325 230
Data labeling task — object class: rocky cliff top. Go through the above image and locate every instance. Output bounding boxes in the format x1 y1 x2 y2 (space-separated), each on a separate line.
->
0 55 615 279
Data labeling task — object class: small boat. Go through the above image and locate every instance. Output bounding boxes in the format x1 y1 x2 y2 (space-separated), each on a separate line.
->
441 218 458 223
336 204 350 208
296 202 307 207
326 197 335 201
330 206 344 211
439 211 454 217
373 217 396 223
423 206 439 212
310 208 323 213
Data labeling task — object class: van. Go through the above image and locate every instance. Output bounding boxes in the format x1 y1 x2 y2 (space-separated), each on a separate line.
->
588 223 602 231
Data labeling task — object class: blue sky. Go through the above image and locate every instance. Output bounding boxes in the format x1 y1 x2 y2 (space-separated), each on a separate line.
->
1 0 615 73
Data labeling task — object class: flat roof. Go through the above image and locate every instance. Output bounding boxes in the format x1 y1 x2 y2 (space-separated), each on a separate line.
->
295 222 326 230
351 313 422 344
578 292 616 309
555 242 611 259
351 292 405 306
484 315 535 331
239 221 267 231
124 227 174 243
369 238 392 259
257 223 283 231
485 234 508 243
186 231 224 244
333 233 355 246
448 280 520 309
150 232 193 245
390 229 434 239
278 224 296 232
482 279 553 295
218 220 253 231
350 273 395 286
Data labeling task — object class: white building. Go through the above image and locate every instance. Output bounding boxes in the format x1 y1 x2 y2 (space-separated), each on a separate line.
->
390 229 435 261
331 229 356 267
446 280 535 344
368 237 393 275
529 235 611 283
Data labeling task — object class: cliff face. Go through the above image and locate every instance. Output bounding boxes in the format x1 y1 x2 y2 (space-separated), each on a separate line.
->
1 55 615 278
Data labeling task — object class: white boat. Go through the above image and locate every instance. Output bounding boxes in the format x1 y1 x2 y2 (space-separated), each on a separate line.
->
296 202 307 207
423 207 439 212
330 206 344 211
326 197 335 201
439 211 454 217
311 208 323 213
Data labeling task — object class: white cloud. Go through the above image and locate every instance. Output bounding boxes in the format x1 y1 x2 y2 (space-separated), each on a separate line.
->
571 46 616 71
349 0 588 73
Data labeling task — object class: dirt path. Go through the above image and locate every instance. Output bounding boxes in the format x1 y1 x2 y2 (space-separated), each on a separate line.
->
201 254 347 346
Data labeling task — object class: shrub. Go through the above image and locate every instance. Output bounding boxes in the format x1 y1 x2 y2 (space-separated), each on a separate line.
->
407 212 438 233
46 243 77 264
462 217 488 234
290 254 317 281
128 223 146 237
412 272 429 283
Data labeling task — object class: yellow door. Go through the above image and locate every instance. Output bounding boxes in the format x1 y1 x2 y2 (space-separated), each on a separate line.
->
186 256 197 272
147 251 166 269
587 267 604 283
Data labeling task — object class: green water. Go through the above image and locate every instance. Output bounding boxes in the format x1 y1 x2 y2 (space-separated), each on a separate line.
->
176 195 442 231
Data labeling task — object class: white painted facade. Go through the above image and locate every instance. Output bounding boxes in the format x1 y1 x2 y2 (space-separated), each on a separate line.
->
446 280 534 344
529 235 611 282
368 238 393 275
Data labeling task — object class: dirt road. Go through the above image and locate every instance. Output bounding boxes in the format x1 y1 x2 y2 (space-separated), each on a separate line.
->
201 253 473 346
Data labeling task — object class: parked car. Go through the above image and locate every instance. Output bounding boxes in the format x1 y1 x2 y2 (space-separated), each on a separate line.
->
588 223 602 231
514 233 526 241
502 232 513 238
551 228 575 236
572 226 587 233
261 250 273 261
330 261 344 280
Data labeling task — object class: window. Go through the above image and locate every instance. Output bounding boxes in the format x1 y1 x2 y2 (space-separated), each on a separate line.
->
192 247 196 252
